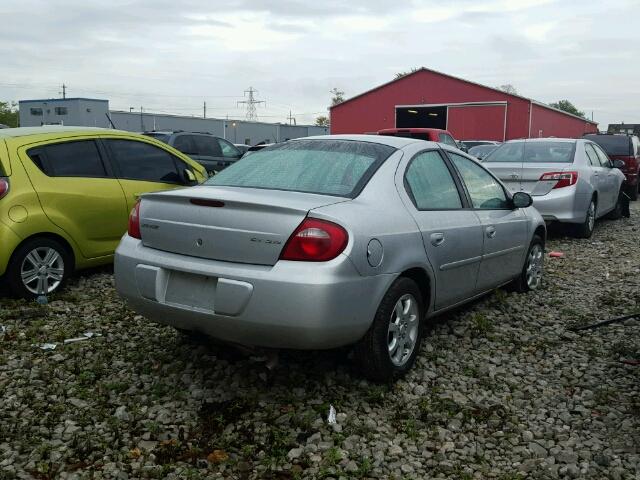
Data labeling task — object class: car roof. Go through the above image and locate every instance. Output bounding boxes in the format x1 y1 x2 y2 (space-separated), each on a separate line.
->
0 126 113 139
502 138 577 144
301 134 424 149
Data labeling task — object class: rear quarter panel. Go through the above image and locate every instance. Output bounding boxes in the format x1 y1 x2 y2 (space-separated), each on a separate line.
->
0 136 86 273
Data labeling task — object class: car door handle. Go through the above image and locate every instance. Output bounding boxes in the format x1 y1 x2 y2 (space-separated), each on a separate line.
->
486 226 496 238
430 232 445 246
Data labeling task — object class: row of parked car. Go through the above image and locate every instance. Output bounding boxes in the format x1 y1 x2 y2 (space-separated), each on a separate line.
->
0 124 634 381
379 127 635 238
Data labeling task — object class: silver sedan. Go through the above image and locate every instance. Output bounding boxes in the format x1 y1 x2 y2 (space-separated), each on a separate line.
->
115 135 546 381
482 139 626 238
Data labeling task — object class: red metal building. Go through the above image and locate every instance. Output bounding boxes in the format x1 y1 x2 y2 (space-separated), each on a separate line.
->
330 68 598 140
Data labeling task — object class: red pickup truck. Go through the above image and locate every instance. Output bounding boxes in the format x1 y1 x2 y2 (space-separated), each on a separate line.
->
377 128 464 151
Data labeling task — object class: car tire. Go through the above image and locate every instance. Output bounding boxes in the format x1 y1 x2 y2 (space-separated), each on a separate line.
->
512 235 544 293
6 237 72 299
354 277 424 383
574 198 596 238
606 189 624 220
627 181 639 201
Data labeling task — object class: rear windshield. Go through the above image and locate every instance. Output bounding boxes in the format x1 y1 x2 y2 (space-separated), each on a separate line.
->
583 135 631 156
205 139 395 198
143 133 171 143
485 141 575 163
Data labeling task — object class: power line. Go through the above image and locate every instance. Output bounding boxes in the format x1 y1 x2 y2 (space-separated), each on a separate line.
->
237 87 265 121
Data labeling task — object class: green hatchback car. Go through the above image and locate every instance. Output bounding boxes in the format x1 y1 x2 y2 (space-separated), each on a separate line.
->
0 126 206 297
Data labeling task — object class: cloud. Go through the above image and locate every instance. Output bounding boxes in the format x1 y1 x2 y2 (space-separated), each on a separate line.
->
0 0 637 127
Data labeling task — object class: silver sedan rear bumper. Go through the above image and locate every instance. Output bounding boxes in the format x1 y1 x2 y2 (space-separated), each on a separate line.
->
114 235 392 349
532 188 590 224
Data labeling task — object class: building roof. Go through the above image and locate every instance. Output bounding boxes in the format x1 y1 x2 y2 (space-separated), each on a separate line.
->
330 67 598 125
18 98 108 103
109 109 325 129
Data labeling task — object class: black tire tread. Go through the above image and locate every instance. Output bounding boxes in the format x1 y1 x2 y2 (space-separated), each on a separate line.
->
6 237 72 299
574 198 596 238
606 189 624 220
512 234 544 293
354 277 424 383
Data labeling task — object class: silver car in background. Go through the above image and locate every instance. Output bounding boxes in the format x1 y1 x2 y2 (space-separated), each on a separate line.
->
469 144 499 160
115 135 546 381
482 139 626 238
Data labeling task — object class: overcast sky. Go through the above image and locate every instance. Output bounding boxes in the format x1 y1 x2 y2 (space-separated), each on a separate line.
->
0 0 637 128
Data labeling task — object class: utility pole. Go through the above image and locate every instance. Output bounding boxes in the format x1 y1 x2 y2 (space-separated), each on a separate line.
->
237 87 265 121
140 106 144 131
203 101 207 119
287 110 296 125
60 83 67 99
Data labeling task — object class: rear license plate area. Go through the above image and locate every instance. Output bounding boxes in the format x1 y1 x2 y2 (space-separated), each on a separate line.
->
165 270 216 312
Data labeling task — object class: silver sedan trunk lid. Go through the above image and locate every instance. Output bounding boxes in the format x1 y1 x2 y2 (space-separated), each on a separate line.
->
139 186 348 265
480 162 522 194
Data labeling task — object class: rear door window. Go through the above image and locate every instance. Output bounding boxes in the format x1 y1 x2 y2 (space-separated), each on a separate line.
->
584 135 631 156
584 144 601 167
28 140 108 177
593 144 612 167
404 150 462 210
194 136 222 157
449 153 510 209
105 139 182 184
173 135 197 155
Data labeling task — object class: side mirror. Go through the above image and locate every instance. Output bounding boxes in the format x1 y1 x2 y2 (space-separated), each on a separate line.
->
512 191 533 208
183 169 197 185
613 159 625 169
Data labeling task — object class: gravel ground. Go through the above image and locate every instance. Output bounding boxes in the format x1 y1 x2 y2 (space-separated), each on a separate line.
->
1 205 639 480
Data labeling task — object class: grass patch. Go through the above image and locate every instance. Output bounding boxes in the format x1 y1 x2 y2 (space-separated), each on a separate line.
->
469 312 493 336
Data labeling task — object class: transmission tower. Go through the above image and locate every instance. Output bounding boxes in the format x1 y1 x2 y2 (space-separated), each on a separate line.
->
237 87 265 121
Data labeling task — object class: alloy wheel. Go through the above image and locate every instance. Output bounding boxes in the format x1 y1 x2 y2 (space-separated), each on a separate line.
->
20 247 65 295
387 293 419 367
587 201 595 232
525 244 544 290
